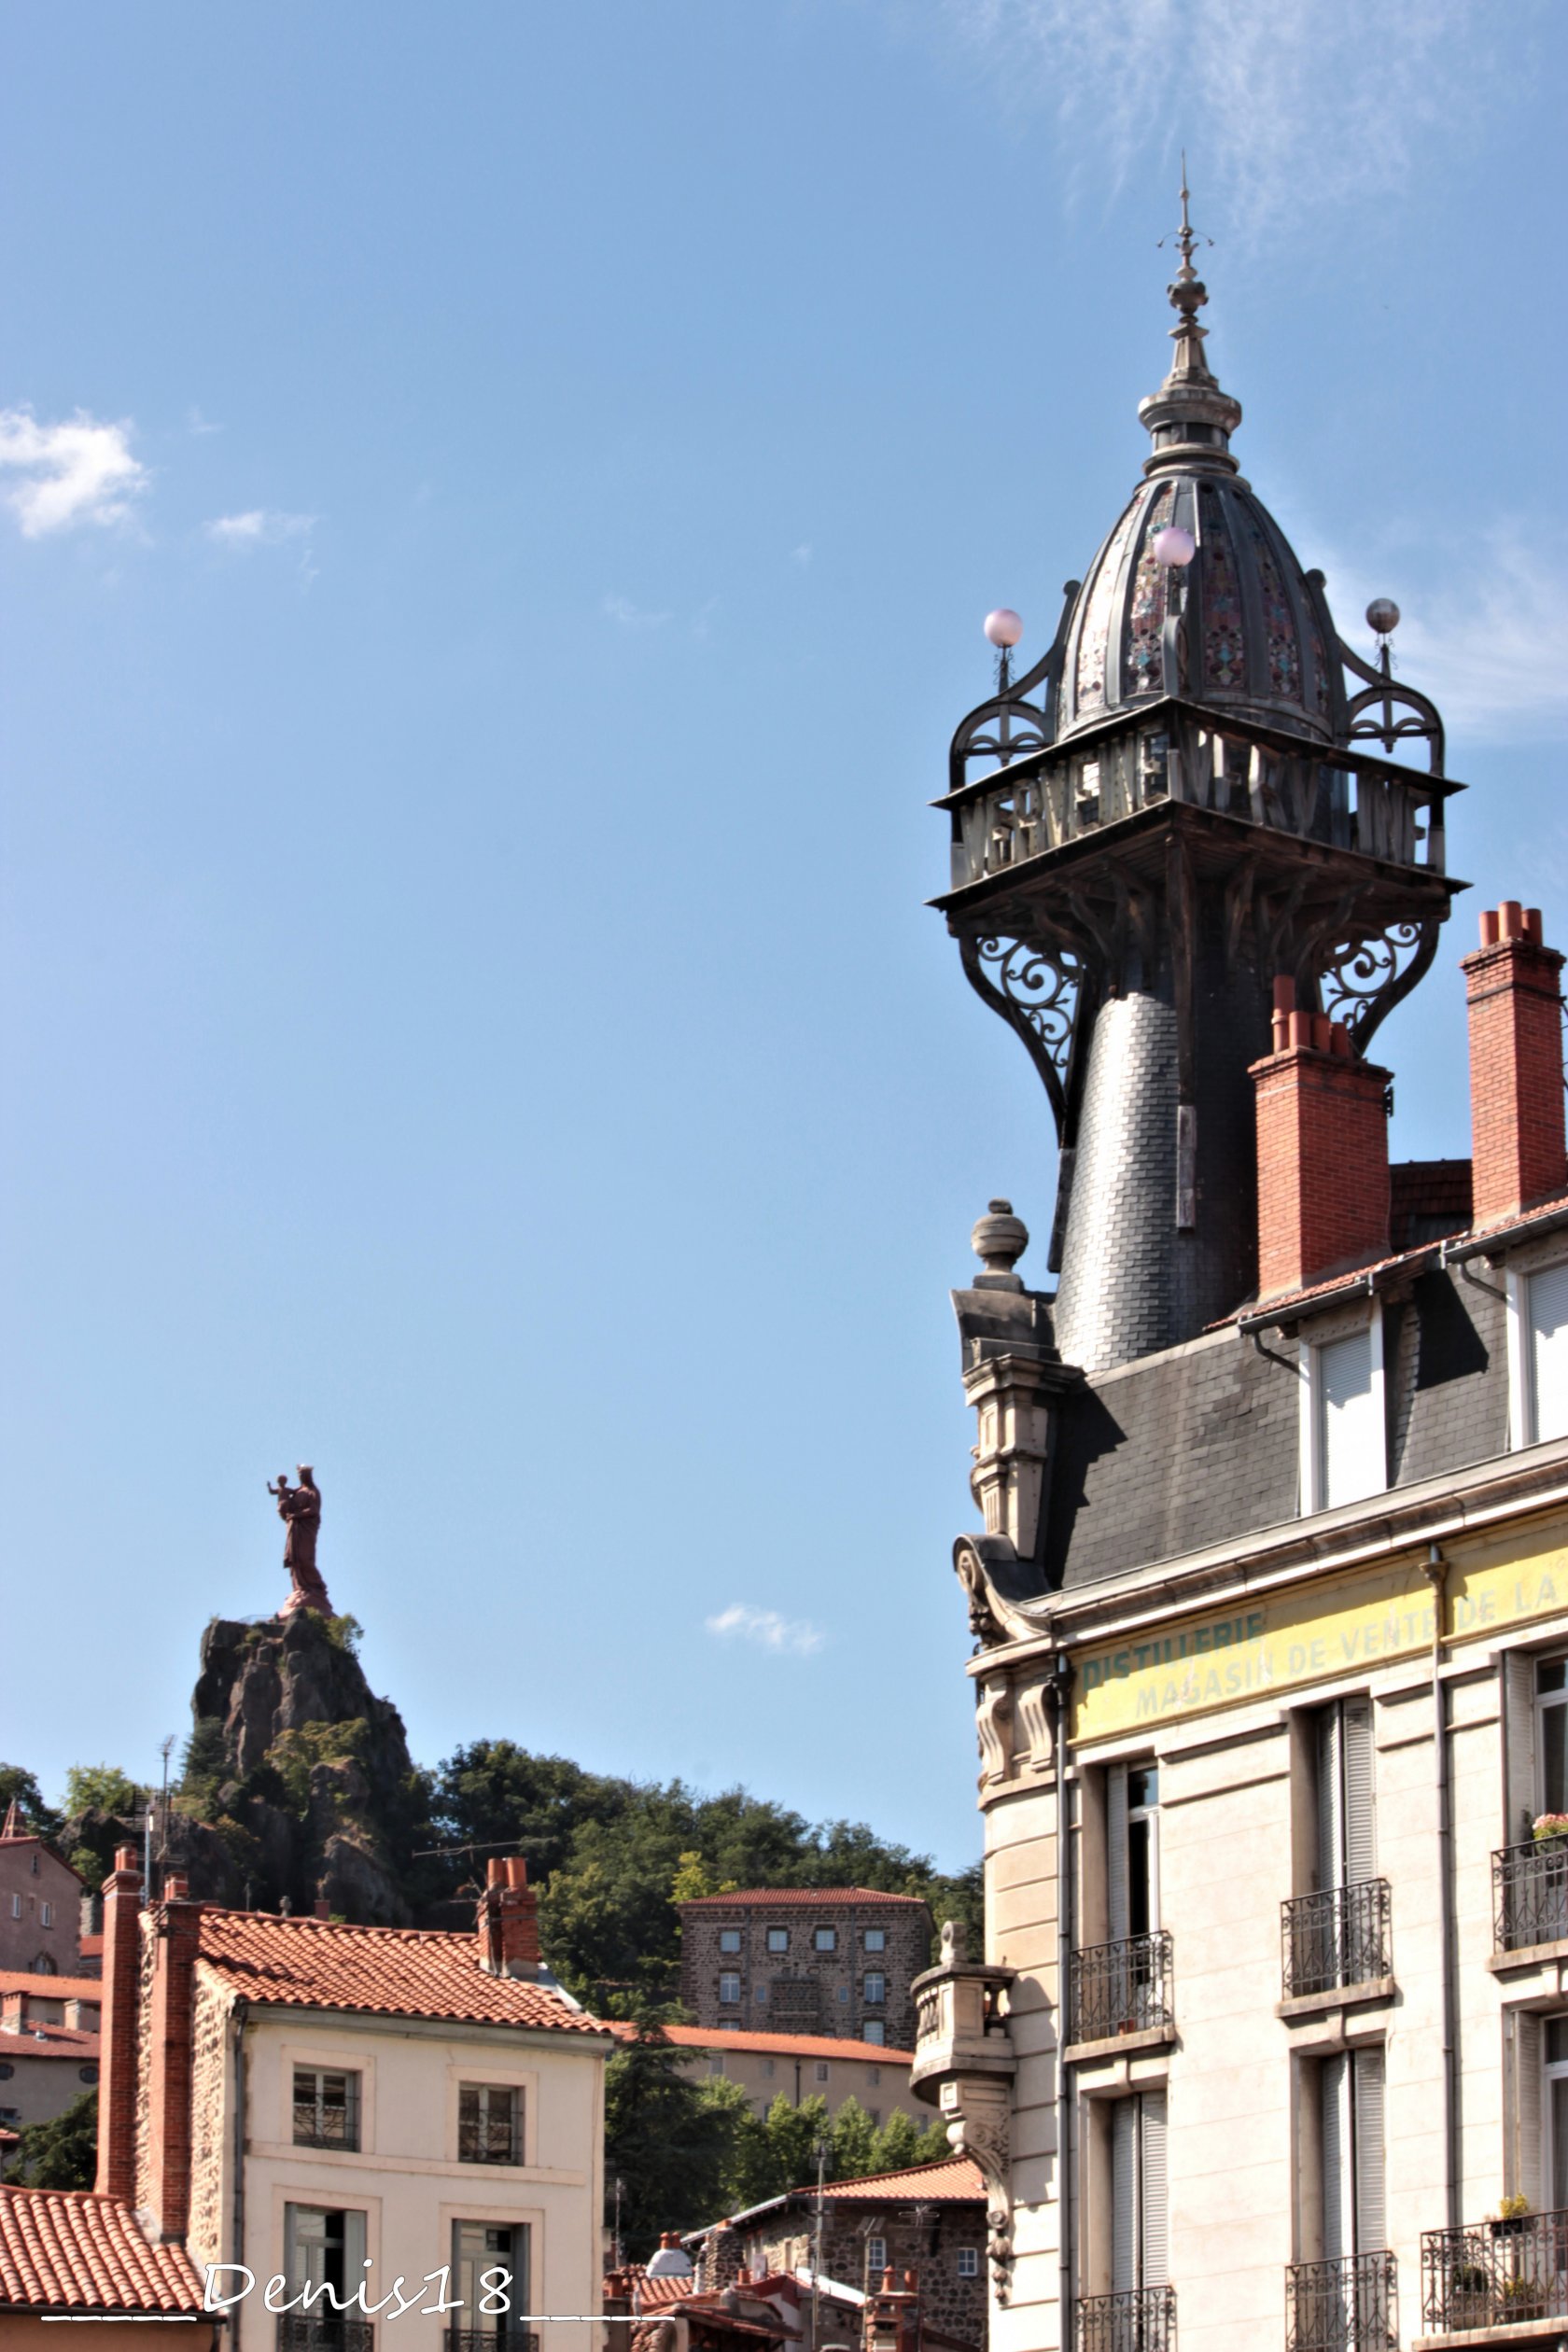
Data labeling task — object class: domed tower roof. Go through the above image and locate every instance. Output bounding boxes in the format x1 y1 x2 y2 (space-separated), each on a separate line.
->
1055 177 1345 746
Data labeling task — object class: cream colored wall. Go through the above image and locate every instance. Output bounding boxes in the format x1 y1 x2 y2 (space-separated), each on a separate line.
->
687 2044 922 2125
217 2009 606 2352
0 2050 98 2129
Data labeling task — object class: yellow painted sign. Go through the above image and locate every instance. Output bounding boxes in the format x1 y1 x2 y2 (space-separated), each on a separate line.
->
1071 1518 1568 1744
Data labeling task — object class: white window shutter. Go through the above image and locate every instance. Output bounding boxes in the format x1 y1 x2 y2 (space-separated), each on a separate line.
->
1108 1764 1129 1943
1317 1706 1345 1892
1319 1329 1382 1507
1111 2097 1136 2293
1321 2053 1351 2261
1506 1653 1538 1843
1514 2011 1544 2208
1531 1263 1568 1443
1343 1700 1378 1884
1141 2092 1169 2287
1352 2048 1386 2255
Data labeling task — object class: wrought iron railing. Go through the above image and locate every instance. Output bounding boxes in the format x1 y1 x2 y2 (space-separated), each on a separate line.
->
1421 2209 1568 2331
458 2119 519 2163
1494 1838 1568 1951
291 2100 358 2151
1281 1880 1391 1999
1069 1932 1173 2045
1074 2285 1175 2352
276 2321 373 2352
1285 2253 1396 2350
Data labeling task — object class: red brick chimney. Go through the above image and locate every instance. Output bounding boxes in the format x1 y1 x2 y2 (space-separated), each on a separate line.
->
1463 901 1567 1227
142 1876 203 2242
1250 978 1392 1299
477 1855 541 1977
95 1844 143 2202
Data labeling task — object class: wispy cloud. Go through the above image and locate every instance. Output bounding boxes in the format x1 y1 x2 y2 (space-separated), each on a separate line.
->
928 0 1530 232
187 407 222 437
0 406 147 537
205 509 315 549
705 1603 825 1658
791 543 812 568
603 592 672 631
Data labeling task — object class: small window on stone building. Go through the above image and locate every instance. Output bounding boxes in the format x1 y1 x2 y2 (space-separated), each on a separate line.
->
869 2108 881 2127
39 1903 52 1928
294 2068 360 2152
957 2249 980 2279
815 2062 830 2083
720 1929 742 1953
708 2054 725 2076
755 1985 767 2004
837 1986 849 2003
767 1928 789 1953
762 2059 775 2078
863 2021 886 2046
30 1855 38 1876
866 2066 881 2085
0 2108 18 2128
719 1972 741 2005
866 2237 886 2275
458 2082 522 2164
79 2065 98 2084
0 2065 12 2080
864 1927 886 1952
814 1927 837 1953
864 1973 886 2005
7 1897 20 1920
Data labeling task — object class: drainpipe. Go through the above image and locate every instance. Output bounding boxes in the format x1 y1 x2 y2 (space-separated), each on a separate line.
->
1048 1650 1074 2341
231 2001 248 2352
1423 1545 1460 2232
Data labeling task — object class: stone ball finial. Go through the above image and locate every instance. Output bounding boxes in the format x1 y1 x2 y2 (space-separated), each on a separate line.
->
941 1917 969 1967
971 1199 1029 1292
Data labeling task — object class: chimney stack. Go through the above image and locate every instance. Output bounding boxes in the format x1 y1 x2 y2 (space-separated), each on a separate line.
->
95 1845 142 2203
1249 978 1392 1298
477 1855 541 1978
143 1879 203 2241
1463 902 1567 1227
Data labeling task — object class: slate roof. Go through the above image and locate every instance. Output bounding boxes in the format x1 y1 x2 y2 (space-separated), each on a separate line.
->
676 1889 928 1910
194 1909 608 2037
0 2187 206 2315
603 2022 912 2063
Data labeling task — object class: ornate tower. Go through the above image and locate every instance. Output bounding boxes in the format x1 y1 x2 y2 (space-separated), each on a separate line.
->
936 190 1457 1371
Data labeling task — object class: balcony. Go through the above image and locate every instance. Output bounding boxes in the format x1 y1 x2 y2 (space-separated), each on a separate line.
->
1285 2253 1397 2351
276 2323 373 2352
1494 1839 1568 1953
1421 2210 1568 2331
911 1934 1015 2101
1074 2286 1175 2352
1281 1880 1392 2001
1069 1933 1174 2047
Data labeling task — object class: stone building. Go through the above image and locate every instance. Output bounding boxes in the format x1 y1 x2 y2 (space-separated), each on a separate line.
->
679 1892 932 2051
0 1970 101 2133
93 1850 610 2352
0 1810 83 1977
911 207 1568 2349
605 2019 926 2129
688 2156 987 2351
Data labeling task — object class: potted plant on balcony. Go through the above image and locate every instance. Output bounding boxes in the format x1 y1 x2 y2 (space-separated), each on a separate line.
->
1491 2191 1531 2238
1534 1814 1568 1842
1497 2274 1549 2321
1444 2261 1491 2329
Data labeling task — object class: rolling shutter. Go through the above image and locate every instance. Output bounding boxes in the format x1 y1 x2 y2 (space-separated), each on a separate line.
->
1321 2053 1351 2262
1108 1764 1129 1943
1111 2097 1136 2292
1319 1328 1382 1508
1530 1263 1568 1444
1141 2093 1169 2287
1317 1707 1344 1892
1352 2048 1386 2255
1505 1652 1538 1843
1343 1701 1378 1884
1514 2011 1544 2208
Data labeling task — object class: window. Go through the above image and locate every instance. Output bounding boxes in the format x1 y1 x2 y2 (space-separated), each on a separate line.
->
1539 1659 1568 1816
458 2082 522 2165
767 1927 789 1953
1302 1316 1386 1512
1316 1700 1378 1892
719 1972 741 2005
78 2065 98 2084
762 2059 775 2079
864 1973 886 2005
1108 2092 1168 2297
1107 1762 1161 1947
866 2066 881 2085
285 2205 366 2319
293 2067 360 2151
864 1928 886 1953
0 2065 12 2080
957 2248 980 2279
708 2054 726 2077
754 1984 767 2004
815 2062 830 2083
863 2021 886 2047
1547 2018 1568 2206
39 1903 52 1929
837 1986 849 2003
1308 2049 1386 2265
30 1855 39 1876
7 1897 19 1921
0 2108 19 2129
870 2108 881 2127
866 2237 887 2275
814 1927 837 1953
454 2220 529 2341
719 1929 742 1953
719 2022 742 2033
1522 1262 1568 1446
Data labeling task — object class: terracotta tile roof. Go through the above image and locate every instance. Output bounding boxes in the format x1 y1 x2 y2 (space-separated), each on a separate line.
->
636 2276 696 2311
676 1889 929 1911
194 1908 609 2036
815 2156 984 2202
603 2022 912 2064
0 2187 206 2315
0 2026 100 2059
1235 1188 1568 1327
0 1972 103 2004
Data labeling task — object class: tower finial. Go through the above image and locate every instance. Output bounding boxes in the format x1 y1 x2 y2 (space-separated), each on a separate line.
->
1140 161 1239 474
1160 155 1214 384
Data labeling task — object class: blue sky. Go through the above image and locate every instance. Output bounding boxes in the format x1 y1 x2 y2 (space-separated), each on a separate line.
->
3 3 1564 1871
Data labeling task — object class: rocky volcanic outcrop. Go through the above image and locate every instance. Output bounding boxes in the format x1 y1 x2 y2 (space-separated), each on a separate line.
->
169 1611 425 1924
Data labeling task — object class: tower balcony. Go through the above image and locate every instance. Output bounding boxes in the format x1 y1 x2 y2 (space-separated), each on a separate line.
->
911 1925 1015 2109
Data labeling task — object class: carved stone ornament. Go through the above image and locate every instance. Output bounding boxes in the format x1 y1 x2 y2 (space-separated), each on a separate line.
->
976 1677 1015 1785
939 2077 1013 2303
953 1532 1053 1648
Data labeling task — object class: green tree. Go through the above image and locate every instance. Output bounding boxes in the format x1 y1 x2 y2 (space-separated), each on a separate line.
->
0 1766 58 1839
603 2008 743 2250
671 1850 738 1907
63 1765 144 1819
4 2089 97 2189
830 2095 879 2179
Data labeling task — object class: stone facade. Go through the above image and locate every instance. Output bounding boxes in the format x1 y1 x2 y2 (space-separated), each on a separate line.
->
679 1896 931 2051
0 1837 82 1975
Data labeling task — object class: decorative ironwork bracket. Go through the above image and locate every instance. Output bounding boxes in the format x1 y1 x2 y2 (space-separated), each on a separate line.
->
958 932 1086 1142
1336 633 1446 775
1316 912 1444 1056
948 581 1080 794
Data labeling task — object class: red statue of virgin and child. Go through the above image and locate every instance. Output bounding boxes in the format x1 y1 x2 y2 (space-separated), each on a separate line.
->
267 1465 334 1617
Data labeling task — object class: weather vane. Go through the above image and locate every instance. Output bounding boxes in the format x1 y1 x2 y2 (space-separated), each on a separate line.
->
1158 153 1213 276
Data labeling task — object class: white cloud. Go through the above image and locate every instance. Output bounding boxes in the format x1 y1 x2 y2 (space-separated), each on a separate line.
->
205 509 315 549
705 1603 825 1658
928 0 1531 232
791 543 812 568
0 406 147 537
603 592 672 630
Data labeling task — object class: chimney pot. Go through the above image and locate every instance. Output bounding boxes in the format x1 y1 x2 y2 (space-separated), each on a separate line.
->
1250 1031 1393 1297
1503 900 1525 941
1310 1015 1333 1054
164 1874 189 1901
1463 903 1567 1225
314 1899 330 1919
113 1845 139 1875
487 1857 507 1888
1480 908 1501 947
1528 907 1545 945
1287 1010 1312 1051
1272 976 1295 1015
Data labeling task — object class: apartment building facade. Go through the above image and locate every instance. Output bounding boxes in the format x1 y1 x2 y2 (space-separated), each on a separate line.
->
679 1892 931 2051
911 215 1568 2351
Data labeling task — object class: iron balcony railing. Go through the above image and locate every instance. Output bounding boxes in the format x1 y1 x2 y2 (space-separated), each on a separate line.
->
1281 1879 1392 1999
1285 2253 1397 2351
1494 1838 1568 1951
1069 1932 1173 2045
276 2321 373 2352
1074 2286 1175 2352
291 2100 358 2151
1421 2209 1568 2331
